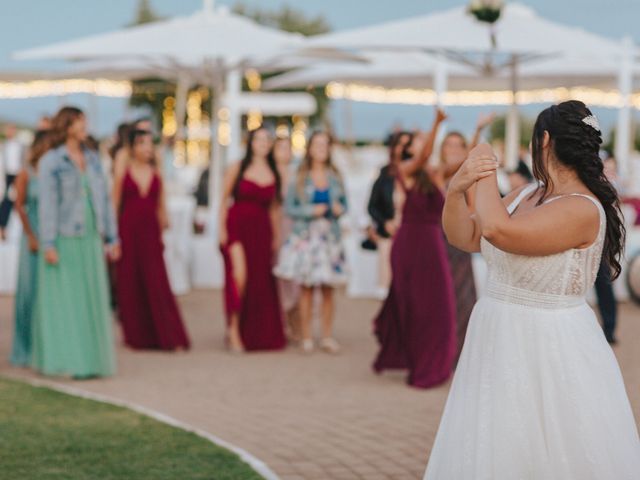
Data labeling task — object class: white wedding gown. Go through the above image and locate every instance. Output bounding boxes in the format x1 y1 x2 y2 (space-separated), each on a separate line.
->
424 185 640 480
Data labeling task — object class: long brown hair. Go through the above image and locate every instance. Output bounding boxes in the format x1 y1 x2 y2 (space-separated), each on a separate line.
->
109 122 131 161
296 131 341 196
128 128 157 168
439 131 467 165
27 130 51 168
232 126 282 202
388 131 413 164
49 106 84 149
531 100 625 279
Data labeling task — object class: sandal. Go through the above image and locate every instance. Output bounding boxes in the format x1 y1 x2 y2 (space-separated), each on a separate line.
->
320 337 341 355
300 338 315 354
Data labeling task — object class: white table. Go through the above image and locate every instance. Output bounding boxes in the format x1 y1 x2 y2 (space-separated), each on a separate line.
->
0 215 21 295
163 195 196 295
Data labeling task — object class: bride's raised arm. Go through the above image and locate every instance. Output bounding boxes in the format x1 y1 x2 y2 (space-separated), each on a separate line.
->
442 144 498 252
472 144 599 256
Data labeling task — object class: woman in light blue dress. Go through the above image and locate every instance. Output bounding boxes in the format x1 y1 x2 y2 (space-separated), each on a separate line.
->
10 131 48 366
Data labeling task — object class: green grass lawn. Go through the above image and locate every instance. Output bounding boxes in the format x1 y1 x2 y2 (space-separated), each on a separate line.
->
0 377 263 480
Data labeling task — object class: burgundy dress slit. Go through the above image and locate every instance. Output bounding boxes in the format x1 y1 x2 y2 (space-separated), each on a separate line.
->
221 179 285 351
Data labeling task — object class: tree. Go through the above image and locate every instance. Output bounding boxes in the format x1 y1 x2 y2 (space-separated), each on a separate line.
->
232 2 332 126
126 2 334 134
127 0 172 130
129 0 162 26
603 127 640 156
489 114 534 147
232 3 330 36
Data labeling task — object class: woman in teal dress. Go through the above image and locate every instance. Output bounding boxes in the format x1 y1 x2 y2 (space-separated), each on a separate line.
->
33 107 120 378
10 131 48 366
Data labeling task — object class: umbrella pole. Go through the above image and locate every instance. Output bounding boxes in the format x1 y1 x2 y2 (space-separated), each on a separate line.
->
343 98 354 148
504 55 520 171
433 52 448 162
174 73 190 171
88 92 99 135
175 73 189 142
226 69 243 162
615 36 634 182
208 75 224 241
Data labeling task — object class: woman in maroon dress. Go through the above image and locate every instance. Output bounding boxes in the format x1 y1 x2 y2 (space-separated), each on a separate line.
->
219 127 285 353
113 129 190 350
373 108 456 388
439 114 494 360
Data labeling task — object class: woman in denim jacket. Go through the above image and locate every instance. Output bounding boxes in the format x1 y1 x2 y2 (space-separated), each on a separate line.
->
274 132 347 354
32 106 118 378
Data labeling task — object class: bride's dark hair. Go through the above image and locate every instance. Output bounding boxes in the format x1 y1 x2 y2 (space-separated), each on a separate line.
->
531 100 625 279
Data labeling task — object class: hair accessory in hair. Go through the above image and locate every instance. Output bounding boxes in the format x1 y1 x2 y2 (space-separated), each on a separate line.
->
582 114 601 132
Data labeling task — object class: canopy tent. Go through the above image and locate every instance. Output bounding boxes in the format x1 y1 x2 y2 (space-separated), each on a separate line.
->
305 3 638 173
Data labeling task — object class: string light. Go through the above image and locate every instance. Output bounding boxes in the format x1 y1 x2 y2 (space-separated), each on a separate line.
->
245 69 262 92
246 109 263 131
218 122 231 146
173 139 186 167
186 140 201 164
216 107 231 146
275 122 290 138
217 107 230 121
184 90 210 165
162 96 177 137
291 115 307 156
325 82 640 109
0 79 131 98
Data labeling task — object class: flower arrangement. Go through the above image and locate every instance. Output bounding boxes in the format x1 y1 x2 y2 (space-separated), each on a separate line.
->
468 0 504 50
468 0 503 24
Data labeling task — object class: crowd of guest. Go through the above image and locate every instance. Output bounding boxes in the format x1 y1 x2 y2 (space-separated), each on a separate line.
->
364 107 624 388
219 128 348 354
1 103 630 388
4 104 352 381
6 107 189 379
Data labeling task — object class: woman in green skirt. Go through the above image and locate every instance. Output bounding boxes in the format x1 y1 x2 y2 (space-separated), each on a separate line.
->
10 131 49 366
33 107 119 378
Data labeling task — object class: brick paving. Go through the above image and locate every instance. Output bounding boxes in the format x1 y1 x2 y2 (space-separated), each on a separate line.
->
1 291 638 480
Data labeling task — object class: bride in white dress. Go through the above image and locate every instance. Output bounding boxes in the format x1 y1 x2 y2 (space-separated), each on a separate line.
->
424 100 640 479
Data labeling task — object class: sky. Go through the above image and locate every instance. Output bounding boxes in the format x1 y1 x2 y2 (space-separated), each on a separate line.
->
0 0 639 138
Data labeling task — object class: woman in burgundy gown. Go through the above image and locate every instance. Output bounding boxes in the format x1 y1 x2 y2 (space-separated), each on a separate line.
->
219 127 285 352
373 108 457 388
439 114 494 360
113 129 190 350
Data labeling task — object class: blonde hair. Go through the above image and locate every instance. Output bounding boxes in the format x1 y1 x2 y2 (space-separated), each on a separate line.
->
296 131 342 196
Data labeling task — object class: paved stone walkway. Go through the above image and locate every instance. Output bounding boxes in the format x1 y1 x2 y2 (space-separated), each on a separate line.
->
1 291 638 480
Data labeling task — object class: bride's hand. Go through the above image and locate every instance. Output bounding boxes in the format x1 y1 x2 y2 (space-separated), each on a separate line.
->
449 144 498 194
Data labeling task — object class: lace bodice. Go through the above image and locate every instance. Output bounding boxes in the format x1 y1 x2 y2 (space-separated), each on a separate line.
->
481 184 606 309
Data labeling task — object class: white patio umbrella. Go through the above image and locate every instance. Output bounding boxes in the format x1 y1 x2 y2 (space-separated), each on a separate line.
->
306 2 637 171
13 0 350 233
52 58 195 141
307 3 624 60
264 51 472 91
265 51 638 92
